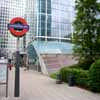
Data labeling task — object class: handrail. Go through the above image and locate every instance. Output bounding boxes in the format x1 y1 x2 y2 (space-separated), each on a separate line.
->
34 46 48 75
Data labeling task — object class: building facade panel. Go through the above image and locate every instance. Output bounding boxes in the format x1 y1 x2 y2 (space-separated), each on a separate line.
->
26 0 75 41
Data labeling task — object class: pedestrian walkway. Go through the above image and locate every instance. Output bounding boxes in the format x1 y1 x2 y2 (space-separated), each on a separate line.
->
1 68 100 100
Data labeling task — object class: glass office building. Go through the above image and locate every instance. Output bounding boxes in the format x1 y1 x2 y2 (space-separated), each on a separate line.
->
51 0 75 38
0 0 75 73
0 0 9 57
0 0 26 57
8 0 26 53
25 0 37 45
0 0 75 57
26 0 75 41
26 0 76 73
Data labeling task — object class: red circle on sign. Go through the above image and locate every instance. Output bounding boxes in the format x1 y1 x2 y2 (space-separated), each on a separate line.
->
9 17 29 37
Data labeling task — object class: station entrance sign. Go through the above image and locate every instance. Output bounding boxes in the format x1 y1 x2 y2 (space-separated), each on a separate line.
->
8 17 29 97
8 17 29 37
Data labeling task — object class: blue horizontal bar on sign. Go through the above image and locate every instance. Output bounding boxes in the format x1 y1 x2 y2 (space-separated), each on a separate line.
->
8 24 29 30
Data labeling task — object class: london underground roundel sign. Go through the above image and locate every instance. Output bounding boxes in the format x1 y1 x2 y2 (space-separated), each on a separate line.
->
8 17 29 37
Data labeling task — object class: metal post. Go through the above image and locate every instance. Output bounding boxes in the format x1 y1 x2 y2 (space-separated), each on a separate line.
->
6 66 8 97
14 37 20 97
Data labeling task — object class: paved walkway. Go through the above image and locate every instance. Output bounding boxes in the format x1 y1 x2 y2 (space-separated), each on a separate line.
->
1 68 100 100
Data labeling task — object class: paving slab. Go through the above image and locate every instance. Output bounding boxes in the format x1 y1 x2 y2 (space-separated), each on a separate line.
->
0 68 100 100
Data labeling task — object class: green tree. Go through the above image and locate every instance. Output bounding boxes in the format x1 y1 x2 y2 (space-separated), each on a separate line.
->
73 0 100 69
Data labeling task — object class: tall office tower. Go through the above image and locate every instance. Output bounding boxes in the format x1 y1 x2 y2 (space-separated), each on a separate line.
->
0 0 75 57
0 0 9 57
0 0 26 57
25 0 52 41
51 0 75 39
7 0 26 54
25 0 37 46
25 0 75 42
37 0 75 40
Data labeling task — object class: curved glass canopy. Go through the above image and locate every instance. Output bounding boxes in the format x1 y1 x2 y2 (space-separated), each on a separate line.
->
31 41 73 54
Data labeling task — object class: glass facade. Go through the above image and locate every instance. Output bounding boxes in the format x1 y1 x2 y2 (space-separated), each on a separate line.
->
51 0 75 38
8 0 26 53
0 0 9 56
0 0 75 57
38 0 51 38
26 0 75 41
26 0 75 69
0 0 26 57
25 0 37 45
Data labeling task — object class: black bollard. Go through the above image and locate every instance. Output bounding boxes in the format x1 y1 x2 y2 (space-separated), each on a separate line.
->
68 74 75 86
56 74 62 84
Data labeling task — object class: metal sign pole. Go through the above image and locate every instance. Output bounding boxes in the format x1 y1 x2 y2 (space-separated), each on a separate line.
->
14 37 20 97
6 67 9 97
